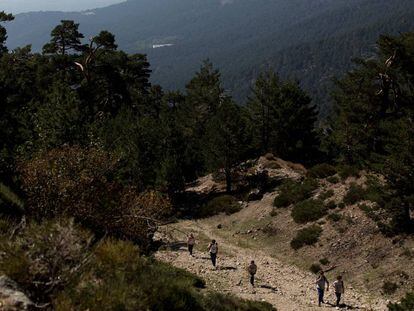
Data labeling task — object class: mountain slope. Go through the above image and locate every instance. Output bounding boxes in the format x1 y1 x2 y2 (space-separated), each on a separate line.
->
5 0 414 113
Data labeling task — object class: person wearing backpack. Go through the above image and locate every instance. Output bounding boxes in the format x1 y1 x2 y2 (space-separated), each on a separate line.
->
187 233 195 256
333 275 345 307
315 270 329 307
247 260 257 287
207 240 218 268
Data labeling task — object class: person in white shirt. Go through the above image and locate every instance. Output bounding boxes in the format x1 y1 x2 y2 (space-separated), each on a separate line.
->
333 275 345 307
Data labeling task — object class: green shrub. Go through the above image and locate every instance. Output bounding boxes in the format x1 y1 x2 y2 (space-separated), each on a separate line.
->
327 176 340 184
388 292 414 311
319 189 334 201
291 199 327 223
273 178 318 208
342 177 387 208
343 183 366 205
383 281 399 295
364 176 388 205
319 258 330 265
310 263 322 274
358 203 381 222
337 165 360 180
199 195 242 217
290 225 323 250
326 200 337 210
327 213 342 222
307 164 337 179
338 202 346 209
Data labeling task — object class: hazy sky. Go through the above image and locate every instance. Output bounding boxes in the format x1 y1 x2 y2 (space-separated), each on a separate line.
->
0 0 126 14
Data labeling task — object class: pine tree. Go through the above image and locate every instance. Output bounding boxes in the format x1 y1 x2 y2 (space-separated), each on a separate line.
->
204 98 248 193
43 20 85 55
183 60 226 176
247 72 281 153
156 92 188 193
247 71 319 163
185 60 223 123
0 11 14 54
34 79 84 150
76 30 118 82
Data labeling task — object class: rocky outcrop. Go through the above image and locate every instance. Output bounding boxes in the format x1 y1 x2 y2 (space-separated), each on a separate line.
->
0 276 33 311
186 154 305 195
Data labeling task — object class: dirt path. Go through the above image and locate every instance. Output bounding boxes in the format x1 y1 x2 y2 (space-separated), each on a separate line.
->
155 219 388 311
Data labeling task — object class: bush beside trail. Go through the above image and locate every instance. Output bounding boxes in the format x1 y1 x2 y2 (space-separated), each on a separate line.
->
290 225 323 250
291 199 327 224
273 178 318 208
199 195 242 218
388 292 414 311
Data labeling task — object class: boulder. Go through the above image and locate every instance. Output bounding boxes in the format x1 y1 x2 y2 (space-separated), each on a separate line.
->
247 189 263 201
0 276 33 310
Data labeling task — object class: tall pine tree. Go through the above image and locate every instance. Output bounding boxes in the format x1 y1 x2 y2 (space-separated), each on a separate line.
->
247 71 318 163
204 98 248 193
43 20 84 55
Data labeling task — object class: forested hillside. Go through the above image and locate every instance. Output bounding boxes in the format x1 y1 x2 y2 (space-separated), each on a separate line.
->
6 0 414 114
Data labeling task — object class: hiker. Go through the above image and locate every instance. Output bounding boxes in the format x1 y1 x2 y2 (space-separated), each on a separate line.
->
207 239 218 268
333 275 345 307
187 233 195 256
315 270 329 307
247 260 257 287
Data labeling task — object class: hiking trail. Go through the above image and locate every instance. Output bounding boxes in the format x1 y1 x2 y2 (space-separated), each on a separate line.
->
155 204 388 311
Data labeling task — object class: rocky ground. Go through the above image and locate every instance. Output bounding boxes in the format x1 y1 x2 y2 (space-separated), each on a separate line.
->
0 276 33 311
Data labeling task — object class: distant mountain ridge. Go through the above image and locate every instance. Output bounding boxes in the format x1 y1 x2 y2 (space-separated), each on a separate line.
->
0 0 125 13
5 0 414 114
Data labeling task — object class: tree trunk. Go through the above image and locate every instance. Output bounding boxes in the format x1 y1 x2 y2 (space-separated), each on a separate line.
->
225 168 232 193
401 204 413 233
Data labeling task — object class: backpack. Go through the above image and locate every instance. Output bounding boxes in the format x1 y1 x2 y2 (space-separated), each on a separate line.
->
210 243 217 254
248 264 257 275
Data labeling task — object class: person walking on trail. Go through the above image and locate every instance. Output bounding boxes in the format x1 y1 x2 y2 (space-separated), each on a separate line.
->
333 275 345 307
247 260 257 287
207 240 218 268
187 233 195 256
315 270 329 307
